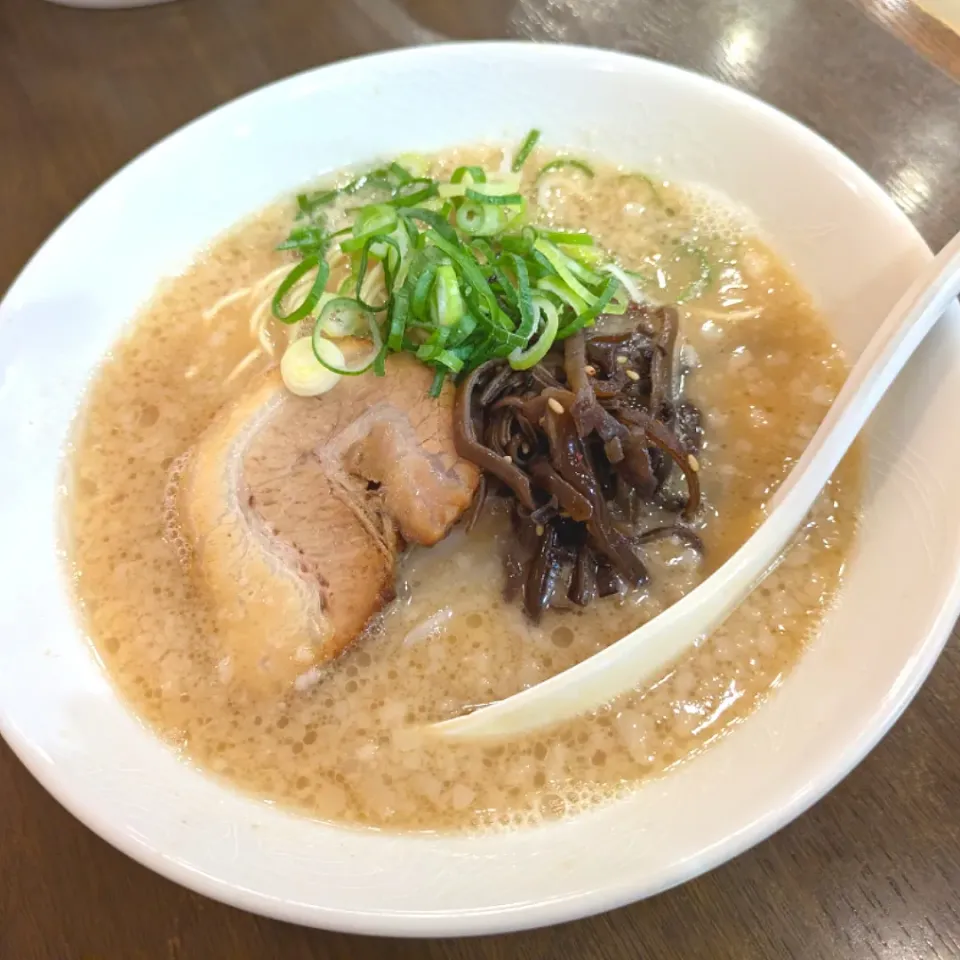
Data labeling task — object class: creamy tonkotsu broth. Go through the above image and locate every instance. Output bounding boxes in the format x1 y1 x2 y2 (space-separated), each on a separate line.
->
64 146 860 831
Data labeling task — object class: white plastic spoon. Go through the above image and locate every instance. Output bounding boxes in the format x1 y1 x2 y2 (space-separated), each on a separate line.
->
434 230 960 740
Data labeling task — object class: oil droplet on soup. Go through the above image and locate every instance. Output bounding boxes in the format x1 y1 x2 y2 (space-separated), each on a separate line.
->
64 147 860 832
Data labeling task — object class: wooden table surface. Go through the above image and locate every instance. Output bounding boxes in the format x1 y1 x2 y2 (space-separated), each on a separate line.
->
3 1 960 957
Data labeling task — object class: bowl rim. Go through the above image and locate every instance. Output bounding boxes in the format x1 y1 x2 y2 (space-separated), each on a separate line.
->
2 40 956 938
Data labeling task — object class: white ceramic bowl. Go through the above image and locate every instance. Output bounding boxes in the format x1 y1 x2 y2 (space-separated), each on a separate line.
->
1 43 958 937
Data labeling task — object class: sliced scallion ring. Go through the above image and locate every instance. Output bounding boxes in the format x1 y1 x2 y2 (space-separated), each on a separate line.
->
312 298 383 375
281 336 343 397
535 158 595 182
673 243 712 302
271 256 330 325
442 172 521 199
456 200 513 237
318 295 370 338
451 165 487 185
637 243 712 303
619 172 662 208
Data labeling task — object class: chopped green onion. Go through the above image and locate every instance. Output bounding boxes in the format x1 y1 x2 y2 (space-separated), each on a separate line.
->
619 172 661 208
451 165 486 185
431 264 465 327
498 227 538 256
434 349 465 373
539 229 594 246
556 276 619 340
536 275 588 315
428 367 447 398
271 256 330 325
276 226 327 254
424 228 521 346
388 162 413 185
509 296 559 370
561 243 608 269
372 337 389 377
450 166 487 183
447 311 477 347
337 271 356 295
456 201 504 237
387 288 410 351
673 243 712 302
271 136 711 398
464 175 522 196
535 158 595 181
437 182 469 199
398 207 458 244
296 189 338 215
505 253 535 343
351 204 398 241
601 279 630 316
411 264 438 319
637 243 712 303
396 154 431 178
318 295 370 338
464 188 523 207
533 238 598 305
511 129 541 172
312 299 382 376
416 325 451 362
601 263 645 305
556 247 606 287
388 179 438 208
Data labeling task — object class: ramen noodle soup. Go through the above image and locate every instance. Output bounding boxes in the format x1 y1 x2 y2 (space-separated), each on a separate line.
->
64 144 860 831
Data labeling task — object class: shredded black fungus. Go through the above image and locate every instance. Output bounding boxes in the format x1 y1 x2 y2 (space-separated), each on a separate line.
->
453 304 705 621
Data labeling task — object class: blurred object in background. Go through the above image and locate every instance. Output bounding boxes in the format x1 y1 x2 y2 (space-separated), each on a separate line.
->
44 0 176 7
916 0 960 31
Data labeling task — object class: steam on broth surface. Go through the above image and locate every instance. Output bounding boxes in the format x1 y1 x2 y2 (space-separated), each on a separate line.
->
65 146 860 831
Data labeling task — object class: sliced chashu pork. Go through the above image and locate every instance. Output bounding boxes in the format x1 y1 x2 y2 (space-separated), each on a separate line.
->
179 345 479 692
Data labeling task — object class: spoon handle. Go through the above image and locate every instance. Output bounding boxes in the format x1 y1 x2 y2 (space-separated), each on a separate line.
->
771 229 960 515
435 231 960 740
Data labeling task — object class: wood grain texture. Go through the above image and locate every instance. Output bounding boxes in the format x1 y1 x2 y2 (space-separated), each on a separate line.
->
853 0 960 80
2 1 960 957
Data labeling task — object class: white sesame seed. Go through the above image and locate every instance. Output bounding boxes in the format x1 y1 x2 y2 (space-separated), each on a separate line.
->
584 364 597 376
502 454 512 463
535 524 545 537
626 369 641 381
688 454 700 472
547 397 565 415
616 355 628 365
